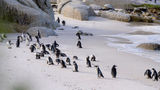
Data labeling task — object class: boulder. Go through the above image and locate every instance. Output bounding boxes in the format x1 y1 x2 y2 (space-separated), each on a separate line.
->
137 43 160 50
99 11 131 22
27 27 57 37
89 4 102 10
50 0 57 4
58 0 95 20
0 0 57 36
103 4 114 10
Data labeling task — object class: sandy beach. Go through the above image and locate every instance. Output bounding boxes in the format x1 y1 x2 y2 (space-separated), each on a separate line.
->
0 14 160 90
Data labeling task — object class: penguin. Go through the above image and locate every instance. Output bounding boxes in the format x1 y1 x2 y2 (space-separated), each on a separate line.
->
51 41 59 53
111 65 117 78
55 48 61 58
56 17 60 23
37 30 41 39
60 60 66 68
35 36 40 44
76 32 81 40
86 56 91 67
53 41 59 48
39 52 44 57
35 43 41 49
60 53 67 57
73 56 78 60
26 38 30 46
55 58 61 65
6 40 12 49
16 36 20 47
21 33 26 41
151 68 158 81
91 54 96 61
77 40 82 48
144 69 152 79
29 45 36 52
19 36 23 42
62 20 66 26
95 66 104 78
158 71 160 79
26 33 32 41
73 61 78 72
36 52 41 59
41 44 49 54
46 44 51 51
66 57 71 65
47 57 54 65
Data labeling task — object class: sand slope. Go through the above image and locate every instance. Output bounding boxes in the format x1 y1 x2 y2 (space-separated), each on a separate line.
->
0 15 160 90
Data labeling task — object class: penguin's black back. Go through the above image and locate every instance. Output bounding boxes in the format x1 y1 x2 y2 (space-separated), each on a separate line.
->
111 66 117 78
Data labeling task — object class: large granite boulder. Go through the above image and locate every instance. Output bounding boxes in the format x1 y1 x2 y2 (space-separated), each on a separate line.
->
50 0 57 4
99 11 131 22
58 0 95 20
137 43 160 50
89 4 102 10
0 0 57 36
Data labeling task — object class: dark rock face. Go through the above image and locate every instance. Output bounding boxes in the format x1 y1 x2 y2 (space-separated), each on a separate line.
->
0 0 57 34
137 43 160 50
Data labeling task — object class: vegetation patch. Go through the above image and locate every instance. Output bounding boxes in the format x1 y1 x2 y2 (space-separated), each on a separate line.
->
131 4 160 9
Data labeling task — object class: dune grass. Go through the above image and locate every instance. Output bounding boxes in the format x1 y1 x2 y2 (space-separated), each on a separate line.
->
0 19 15 33
131 4 160 9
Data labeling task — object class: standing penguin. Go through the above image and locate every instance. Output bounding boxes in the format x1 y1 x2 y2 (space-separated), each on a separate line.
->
111 65 117 78
86 56 91 67
6 40 12 49
16 36 20 47
144 69 152 79
76 32 81 40
36 52 41 59
19 36 23 42
51 41 59 53
53 41 59 48
35 36 40 44
56 17 60 23
21 33 26 41
55 58 61 65
73 61 78 72
30 45 36 52
27 33 32 41
91 55 96 61
42 44 49 54
158 71 160 79
37 30 41 39
47 57 54 65
77 41 82 48
60 60 66 68
95 66 104 78
151 68 158 81
55 48 61 58
26 38 30 46
62 20 66 26
66 57 71 65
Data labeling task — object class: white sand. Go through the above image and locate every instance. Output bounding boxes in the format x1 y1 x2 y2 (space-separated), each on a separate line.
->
0 15 160 90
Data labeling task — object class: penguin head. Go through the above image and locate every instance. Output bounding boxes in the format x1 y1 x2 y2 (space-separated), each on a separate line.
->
152 68 155 71
113 65 117 68
73 61 76 64
94 65 99 68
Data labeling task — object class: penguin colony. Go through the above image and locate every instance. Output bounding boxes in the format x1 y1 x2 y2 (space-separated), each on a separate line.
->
6 17 160 81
